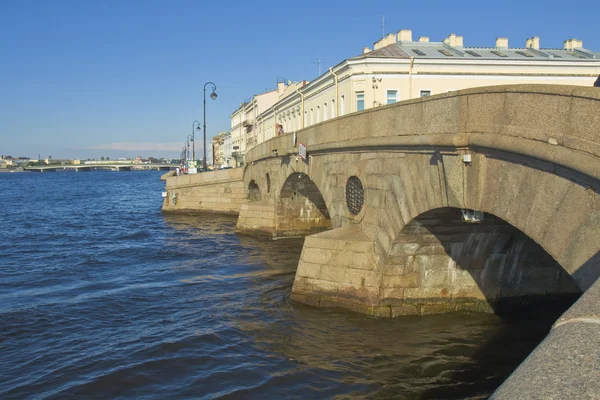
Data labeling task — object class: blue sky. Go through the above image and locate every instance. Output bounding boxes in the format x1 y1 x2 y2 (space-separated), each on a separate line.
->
1 0 598 159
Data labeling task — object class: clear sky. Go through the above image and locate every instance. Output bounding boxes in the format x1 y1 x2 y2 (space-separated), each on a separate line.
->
1 0 598 160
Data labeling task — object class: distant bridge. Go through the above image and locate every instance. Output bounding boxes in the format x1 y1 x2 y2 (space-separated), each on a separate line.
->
25 164 175 172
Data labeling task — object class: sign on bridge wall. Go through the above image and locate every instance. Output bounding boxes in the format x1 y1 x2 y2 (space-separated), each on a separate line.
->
298 142 307 160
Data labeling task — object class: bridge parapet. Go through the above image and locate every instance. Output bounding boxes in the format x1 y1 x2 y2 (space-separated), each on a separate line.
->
247 84 600 178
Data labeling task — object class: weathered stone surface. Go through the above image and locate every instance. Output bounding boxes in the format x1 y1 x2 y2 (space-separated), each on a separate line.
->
554 277 600 326
491 322 600 399
162 168 246 215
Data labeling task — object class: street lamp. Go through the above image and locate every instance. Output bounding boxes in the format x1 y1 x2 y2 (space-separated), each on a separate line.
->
187 134 193 165
203 82 217 172
192 120 201 163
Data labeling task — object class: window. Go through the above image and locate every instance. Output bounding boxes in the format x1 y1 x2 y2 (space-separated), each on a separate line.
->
491 50 508 57
340 95 345 116
516 50 534 58
310 109 314 125
316 106 320 123
304 111 308 127
420 90 431 97
465 50 481 57
438 49 454 57
356 91 364 111
331 99 335 118
412 49 426 56
323 103 327 121
386 90 398 104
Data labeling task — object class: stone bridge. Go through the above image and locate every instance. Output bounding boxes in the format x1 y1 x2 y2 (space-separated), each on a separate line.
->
163 84 600 397
239 84 600 318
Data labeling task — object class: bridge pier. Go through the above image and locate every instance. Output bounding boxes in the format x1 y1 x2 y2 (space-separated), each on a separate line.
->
291 225 387 315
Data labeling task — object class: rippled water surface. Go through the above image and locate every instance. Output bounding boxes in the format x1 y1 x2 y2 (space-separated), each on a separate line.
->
0 171 568 399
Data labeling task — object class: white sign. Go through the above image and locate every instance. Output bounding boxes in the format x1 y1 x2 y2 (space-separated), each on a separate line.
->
298 142 307 160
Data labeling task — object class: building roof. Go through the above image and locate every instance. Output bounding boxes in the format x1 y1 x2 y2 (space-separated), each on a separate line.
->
351 39 600 62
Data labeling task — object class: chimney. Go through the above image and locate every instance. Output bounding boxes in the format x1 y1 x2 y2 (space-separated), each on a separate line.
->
363 47 371 54
418 36 430 42
397 29 413 42
526 36 540 50
277 81 285 93
373 38 384 50
564 38 583 51
496 37 509 49
384 32 397 46
443 33 464 47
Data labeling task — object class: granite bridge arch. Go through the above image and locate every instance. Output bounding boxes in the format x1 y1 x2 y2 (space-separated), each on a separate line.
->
236 84 600 317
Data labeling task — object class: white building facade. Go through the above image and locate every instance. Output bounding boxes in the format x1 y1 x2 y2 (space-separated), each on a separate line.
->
255 30 600 151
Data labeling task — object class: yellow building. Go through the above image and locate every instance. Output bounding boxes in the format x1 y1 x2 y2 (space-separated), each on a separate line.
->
250 30 600 149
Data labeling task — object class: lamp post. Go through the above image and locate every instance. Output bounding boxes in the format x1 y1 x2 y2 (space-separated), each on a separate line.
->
187 134 193 165
192 120 201 163
203 82 217 172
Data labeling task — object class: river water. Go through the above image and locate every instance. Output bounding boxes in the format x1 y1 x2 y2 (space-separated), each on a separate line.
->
0 171 572 399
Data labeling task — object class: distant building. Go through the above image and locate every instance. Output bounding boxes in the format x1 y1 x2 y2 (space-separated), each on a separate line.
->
230 80 293 166
211 132 228 167
222 131 232 167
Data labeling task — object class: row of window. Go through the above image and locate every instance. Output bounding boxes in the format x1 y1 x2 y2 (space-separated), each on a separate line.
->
356 89 432 111
279 89 435 134
307 96 345 126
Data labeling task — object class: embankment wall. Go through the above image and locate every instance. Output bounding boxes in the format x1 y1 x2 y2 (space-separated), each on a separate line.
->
162 168 246 215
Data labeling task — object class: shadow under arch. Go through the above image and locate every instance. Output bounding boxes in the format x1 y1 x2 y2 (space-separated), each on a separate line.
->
383 207 582 320
276 172 332 236
248 179 261 202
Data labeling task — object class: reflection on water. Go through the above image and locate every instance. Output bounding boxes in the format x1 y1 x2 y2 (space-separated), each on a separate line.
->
0 172 573 399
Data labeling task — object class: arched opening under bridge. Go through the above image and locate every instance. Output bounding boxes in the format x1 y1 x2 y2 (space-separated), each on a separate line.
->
382 207 582 317
277 172 332 236
248 180 261 202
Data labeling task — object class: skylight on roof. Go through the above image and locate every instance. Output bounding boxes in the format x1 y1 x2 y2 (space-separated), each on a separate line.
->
438 49 454 57
491 50 508 57
465 50 481 57
569 52 590 59
412 49 426 56
516 50 534 58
